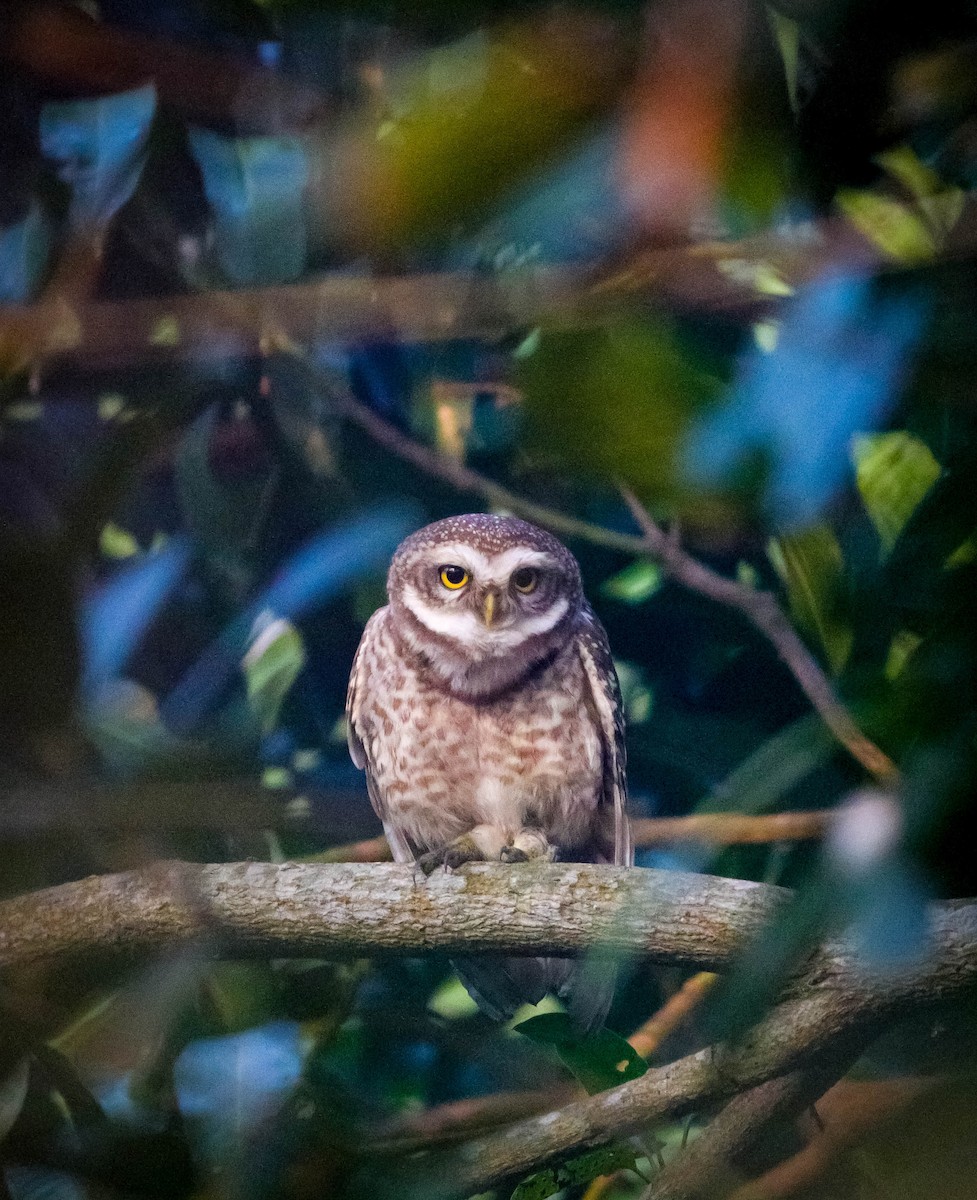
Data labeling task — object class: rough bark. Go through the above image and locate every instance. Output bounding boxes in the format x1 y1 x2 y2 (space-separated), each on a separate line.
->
384 898 977 1200
1 862 974 1200
0 861 787 970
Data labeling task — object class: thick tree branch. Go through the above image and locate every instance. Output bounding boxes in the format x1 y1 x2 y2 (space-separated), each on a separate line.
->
1 862 974 1199
391 891 977 1199
0 862 786 971
0 219 885 375
640 1059 853 1200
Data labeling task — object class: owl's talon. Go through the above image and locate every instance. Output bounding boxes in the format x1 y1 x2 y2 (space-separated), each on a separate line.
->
417 835 485 875
416 848 446 876
444 835 484 870
500 846 530 864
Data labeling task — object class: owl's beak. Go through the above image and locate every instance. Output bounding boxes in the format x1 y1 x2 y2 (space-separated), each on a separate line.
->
482 590 497 628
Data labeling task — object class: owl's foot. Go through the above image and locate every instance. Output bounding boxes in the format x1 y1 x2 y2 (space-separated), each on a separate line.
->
499 845 530 863
417 834 485 876
501 827 556 863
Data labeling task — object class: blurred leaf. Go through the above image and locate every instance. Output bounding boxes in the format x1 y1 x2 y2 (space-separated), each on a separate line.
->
876 145 965 239
883 445 977 597
243 615 305 735
0 1057 30 1141
522 318 721 505
768 524 852 674
837 189 937 262
698 713 834 815
98 523 140 560
427 976 479 1020
2 1166 91 1200
39 85 156 228
885 629 923 681
205 964 283 1036
81 539 191 699
187 129 310 286
174 404 272 598
326 14 631 250
173 1020 305 1166
852 430 942 557
511 1144 638 1200
0 200 50 303
684 276 927 526
514 1012 647 1094
601 560 663 605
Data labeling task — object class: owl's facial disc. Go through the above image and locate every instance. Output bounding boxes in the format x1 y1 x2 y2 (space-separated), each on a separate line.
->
400 544 570 653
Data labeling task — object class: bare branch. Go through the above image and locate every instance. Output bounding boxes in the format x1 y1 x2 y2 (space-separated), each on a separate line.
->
620 487 899 785
0 862 786 971
334 387 647 556
628 971 719 1060
320 811 833 865
726 1074 937 1199
390 891 977 1199
640 1059 854 1200
631 811 831 847
0 219 887 375
367 1087 575 1156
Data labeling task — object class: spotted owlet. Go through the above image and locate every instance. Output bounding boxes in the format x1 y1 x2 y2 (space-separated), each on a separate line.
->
346 513 632 1029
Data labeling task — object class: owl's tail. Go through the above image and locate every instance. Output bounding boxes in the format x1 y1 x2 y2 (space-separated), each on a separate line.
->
451 955 616 1033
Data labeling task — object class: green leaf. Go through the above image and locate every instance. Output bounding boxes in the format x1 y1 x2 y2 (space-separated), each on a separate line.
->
99 523 141 560
427 976 480 1019
885 629 923 682
601 559 664 605
243 615 306 735
768 524 852 674
837 189 937 263
852 431 942 557
0 1056 30 1141
514 1012 647 1094
39 84 156 228
520 317 724 507
697 713 834 816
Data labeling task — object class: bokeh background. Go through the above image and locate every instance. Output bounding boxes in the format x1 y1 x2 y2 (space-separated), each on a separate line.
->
2 0 977 1197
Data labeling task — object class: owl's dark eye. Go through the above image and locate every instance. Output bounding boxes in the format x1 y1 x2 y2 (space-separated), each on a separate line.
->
512 567 538 594
439 564 469 590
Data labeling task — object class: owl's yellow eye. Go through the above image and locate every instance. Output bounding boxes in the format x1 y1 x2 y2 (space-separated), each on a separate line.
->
512 567 538 594
439 565 469 590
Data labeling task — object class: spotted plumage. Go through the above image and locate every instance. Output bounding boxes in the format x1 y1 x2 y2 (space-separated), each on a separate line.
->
346 513 632 1028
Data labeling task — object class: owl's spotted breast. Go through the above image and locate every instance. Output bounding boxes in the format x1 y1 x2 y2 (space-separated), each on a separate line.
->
352 608 604 857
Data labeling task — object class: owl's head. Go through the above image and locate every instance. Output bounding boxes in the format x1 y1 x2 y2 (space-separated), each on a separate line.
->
387 514 583 697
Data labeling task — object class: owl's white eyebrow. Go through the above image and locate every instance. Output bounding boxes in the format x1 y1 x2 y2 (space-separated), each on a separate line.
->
403 586 569 646
420 545 558 583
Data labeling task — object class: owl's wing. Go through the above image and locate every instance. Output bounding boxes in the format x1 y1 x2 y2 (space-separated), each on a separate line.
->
345 609 416 863
576 605 632 867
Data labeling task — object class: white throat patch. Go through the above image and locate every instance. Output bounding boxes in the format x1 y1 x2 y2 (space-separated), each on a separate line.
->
402 586 569 652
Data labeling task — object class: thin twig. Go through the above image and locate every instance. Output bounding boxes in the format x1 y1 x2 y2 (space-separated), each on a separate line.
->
366 1087 575 1156
328 376 899 786
628 971 719 1060
726 1075 936 1200
335 387 647 556
319 811 834 865
630 811 831 847
619 487 899 785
